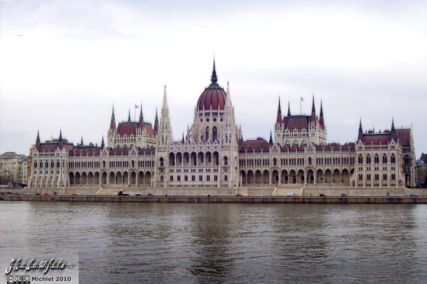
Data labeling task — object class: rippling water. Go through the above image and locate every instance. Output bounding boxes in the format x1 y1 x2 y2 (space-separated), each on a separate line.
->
1 202 427 283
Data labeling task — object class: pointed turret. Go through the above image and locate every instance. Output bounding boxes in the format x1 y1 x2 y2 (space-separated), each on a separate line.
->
276 97 283 124
390 118 397 140
181 133 185 143
287 101 291 116
358 119 363 141
138 104 144 127
59 129 63 141
310 95 316 121
80 136 84 146
319 100 324 128
101 136 105 148
269 131 273 145
154 108 159 135
127 109 131 122
211 58 218 84
36 130 40 145
157 85 172 145
110 106 116 129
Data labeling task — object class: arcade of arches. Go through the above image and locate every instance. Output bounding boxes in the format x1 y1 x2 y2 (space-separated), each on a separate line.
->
69 171 152 186
239 168 352 186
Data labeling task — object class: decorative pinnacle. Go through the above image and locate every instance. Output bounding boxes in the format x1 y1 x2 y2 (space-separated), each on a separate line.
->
211 58 218 84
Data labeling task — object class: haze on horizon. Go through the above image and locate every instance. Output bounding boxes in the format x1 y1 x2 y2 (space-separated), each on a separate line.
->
0 0 426 156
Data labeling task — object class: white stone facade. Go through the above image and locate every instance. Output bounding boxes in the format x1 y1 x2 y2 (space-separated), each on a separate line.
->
27 62 417 191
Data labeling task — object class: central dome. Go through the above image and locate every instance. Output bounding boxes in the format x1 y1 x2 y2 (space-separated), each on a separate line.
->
196 61 226 111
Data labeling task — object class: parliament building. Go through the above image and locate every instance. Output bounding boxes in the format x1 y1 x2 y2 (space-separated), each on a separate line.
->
27 61 416 194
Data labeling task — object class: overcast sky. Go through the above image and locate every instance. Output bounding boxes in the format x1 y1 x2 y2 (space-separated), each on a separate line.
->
0 0 426 156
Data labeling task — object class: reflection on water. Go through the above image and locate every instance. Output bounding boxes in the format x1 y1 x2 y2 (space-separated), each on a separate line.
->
1 202 427 283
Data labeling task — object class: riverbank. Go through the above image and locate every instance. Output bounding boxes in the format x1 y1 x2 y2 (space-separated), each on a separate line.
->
1 194 426 204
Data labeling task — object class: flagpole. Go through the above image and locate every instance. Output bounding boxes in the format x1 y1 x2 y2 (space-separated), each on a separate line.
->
300 97 303 115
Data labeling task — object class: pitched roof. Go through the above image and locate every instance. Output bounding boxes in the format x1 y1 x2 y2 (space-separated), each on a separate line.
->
116 122 154 137
283 115 310 130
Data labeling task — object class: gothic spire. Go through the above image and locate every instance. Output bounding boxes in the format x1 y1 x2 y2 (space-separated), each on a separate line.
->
287 101 291 116
181 133 185 143
36 130 40 145
358 118 364 141
211 58 218 84
269 131 273 145
101 136 105 148
154 108 159 135
80 136 84 146
139 103 144 123
110 105 116 129
311 94 316 115
127 109 131 122
319 100 324 127
391 117 397 139
276 96 282 124
59 129 63 141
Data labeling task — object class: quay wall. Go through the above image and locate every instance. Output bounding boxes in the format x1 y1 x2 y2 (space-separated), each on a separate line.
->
1 194 427 204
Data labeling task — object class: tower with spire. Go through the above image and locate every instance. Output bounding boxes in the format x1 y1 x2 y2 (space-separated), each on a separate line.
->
107 104 157 148
274 96 327 146
154 85 173 188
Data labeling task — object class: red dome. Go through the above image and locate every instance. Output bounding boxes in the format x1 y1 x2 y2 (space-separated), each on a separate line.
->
196 60 226 111
197 84 226 111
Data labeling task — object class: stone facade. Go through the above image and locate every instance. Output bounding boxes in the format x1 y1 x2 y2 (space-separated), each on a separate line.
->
27 61 417 192
0 152 27 185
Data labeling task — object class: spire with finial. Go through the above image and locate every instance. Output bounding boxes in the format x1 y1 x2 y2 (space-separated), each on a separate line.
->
211 58 218 84
319 100 324 127
276 96 282 124
101 136 105 148
358 118 363 140
311 94 316 118
138 104 144 128
181 132 185 143
36 130 40 145
59 129 63 141
80 136 84 146
287 101 291 116
110 105 116 129
127 109 131 122
154 108 159 135
390 117 397 139
269 131 273 145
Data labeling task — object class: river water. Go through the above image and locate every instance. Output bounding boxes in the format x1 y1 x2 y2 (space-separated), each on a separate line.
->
1 202 427 283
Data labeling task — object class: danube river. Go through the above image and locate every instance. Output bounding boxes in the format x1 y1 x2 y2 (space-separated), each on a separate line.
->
1 202 427 283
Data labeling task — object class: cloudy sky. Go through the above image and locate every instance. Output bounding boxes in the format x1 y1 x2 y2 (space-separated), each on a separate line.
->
0 0 426 156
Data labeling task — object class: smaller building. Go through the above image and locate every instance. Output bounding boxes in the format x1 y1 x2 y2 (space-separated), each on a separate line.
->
416 153 427 187
0 152 28 185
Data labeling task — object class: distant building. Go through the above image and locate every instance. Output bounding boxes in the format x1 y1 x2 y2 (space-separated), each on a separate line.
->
0 152 27 185
27 61 417 191
416 153 427 187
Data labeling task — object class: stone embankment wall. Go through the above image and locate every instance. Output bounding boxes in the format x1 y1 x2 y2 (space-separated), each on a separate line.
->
1 194 427 204
1 185 427 197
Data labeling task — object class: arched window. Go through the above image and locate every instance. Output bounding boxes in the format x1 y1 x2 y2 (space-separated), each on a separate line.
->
358 155 363 164
205 127 209 142
374 154 379 164
366 154 371 164
212 127 217 142
308 157 312 166
159 157 164 167
382 154 387 164
224 156 228 166
391 154 396 163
